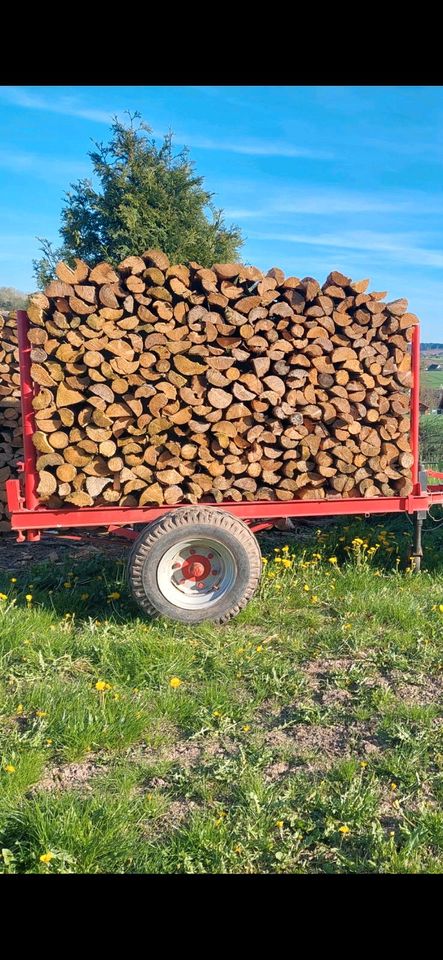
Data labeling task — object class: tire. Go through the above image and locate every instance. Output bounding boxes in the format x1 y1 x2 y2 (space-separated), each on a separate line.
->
128 507 262 624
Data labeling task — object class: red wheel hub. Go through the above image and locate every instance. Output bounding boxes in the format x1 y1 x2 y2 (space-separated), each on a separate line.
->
181 554 211 582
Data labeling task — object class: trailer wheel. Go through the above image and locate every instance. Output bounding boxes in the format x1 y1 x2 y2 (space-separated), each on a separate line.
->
128 508 262 624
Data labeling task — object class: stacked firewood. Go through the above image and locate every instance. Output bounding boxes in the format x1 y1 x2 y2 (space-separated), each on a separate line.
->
0 311 23 530
26 254 417 508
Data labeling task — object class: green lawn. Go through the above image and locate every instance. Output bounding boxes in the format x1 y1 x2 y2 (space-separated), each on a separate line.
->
421 369 443 390
1 513 443 874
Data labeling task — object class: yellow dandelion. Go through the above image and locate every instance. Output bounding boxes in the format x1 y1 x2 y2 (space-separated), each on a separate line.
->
256 645 263 653
25 594 32 602
10 577 17 583
303 584 310 592
439 605 443 613
242 724 251 732
16 704 23 715
0 592 8 601
360 761 368 768
169 677 182 689
4 764 16 774
36 710 47 718
107 591 121 601
310 595 319 603
95 680 112 692
274 557 282 563
234 845 242 854
262 557 268 565
46 739 53 745
328 557 338 565
63 582 71 589
39 852 54 864
338 825 350 834
390 782 398 791
282 558 292 568
275 820 284 829
213 710 221 717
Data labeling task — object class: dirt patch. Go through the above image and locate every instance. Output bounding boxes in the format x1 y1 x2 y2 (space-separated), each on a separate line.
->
0 532 129 575
265 723 351 767
264 760 290 782
264 718 384 770
31 756 107 794
389 676 443 707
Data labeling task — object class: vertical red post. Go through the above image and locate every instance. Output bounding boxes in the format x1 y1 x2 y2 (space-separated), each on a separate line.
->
16 310 40 538
410 323 420 491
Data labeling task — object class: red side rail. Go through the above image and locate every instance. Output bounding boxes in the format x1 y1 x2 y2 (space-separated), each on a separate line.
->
6 313 443 537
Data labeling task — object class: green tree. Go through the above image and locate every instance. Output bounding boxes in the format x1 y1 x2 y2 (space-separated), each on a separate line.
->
0 286 28 311
33 113 243 287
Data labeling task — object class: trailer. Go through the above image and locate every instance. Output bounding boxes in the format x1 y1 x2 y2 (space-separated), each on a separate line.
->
6 311 443 624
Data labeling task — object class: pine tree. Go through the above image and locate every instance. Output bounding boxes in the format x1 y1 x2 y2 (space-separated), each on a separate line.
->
34 113 243 287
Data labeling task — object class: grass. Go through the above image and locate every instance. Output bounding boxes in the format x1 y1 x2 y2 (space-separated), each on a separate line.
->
421 370 443 390
420 416 443 480
1 512 443 874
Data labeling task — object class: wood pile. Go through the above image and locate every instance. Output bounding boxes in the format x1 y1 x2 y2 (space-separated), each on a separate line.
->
0 311 23 530
25 255 417 509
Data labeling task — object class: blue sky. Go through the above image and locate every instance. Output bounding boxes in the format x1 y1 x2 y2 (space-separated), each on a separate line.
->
0 84 442 340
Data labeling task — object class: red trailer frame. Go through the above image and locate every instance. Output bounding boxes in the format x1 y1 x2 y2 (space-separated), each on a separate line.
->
6 312 443 546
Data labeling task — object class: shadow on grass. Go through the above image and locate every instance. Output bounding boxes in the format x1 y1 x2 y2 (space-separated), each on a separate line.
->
0 510 442 625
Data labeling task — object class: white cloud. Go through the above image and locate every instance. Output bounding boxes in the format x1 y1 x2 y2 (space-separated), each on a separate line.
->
225 188 443 219
0 88 334 159
175 132 334 159
249 228 443 270
0 87 112 123
0 147 89 181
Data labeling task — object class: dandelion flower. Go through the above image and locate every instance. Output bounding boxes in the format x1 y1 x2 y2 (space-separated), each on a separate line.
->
10 577 17 583
303 584 310 592
256 645 263 653
213 710 221 718
46 739 52 745
16 704 23 715
25 594 32 602
39 852 54 864
63 582 71 589
36 710 47 718
107 591 121 601
439 605 443 613
360 761 368 768
390 782 398 791
242 724 251 732
275 820 284 829
328 557 338 565
262 557 268 565
169 677 182 689
4 764 16 773
95 680 112 692
338 825 350 834
0 592 7 601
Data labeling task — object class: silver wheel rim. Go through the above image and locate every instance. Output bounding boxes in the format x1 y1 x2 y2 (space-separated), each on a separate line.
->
155 537 237 610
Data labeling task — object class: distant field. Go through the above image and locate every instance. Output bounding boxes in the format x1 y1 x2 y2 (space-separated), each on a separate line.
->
421 351 443 393
421 370 443 390
420 416 443 479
